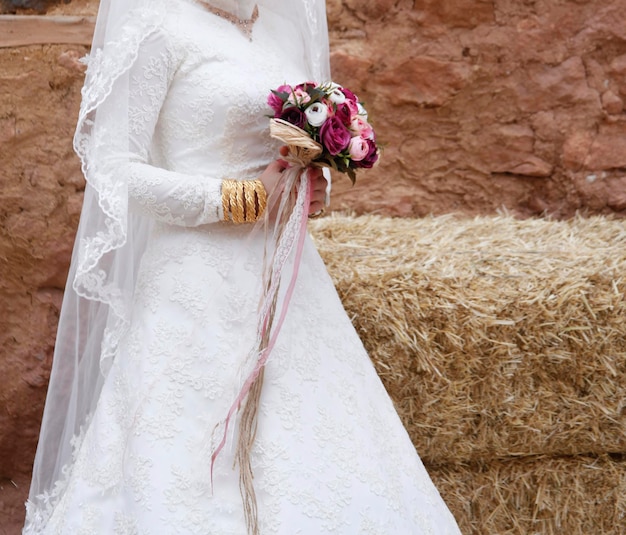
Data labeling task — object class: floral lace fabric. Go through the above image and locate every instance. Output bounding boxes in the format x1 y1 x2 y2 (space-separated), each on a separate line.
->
24 1 462 533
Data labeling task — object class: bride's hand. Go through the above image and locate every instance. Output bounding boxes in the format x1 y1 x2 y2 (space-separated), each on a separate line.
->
258 147 328 217
307 166 327 215
258 158 289 198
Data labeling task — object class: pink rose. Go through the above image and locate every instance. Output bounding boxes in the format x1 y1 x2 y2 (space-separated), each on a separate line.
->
320 116 352 156
350 116 374 140
288 87 312 106
267 92 285 116
354 140 379 169
267 85 293 116
348 136 369 161
342 88 359 114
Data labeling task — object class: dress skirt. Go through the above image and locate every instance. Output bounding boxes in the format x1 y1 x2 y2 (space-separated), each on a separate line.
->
41 221 462 534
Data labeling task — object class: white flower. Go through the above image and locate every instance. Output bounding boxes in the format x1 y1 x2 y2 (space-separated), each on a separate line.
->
357 102 368 119
304 102 329 127
328 88 346 104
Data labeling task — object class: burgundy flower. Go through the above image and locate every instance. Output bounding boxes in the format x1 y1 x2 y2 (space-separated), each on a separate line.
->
355 139 379 168
320 116 352 156
335 103 352 127
280 106 307 129
342 87 358 103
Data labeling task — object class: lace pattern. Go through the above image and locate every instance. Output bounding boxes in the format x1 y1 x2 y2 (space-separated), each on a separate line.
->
24 1 462 533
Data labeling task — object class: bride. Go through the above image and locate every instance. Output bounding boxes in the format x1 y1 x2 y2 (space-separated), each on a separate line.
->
23 0 462 533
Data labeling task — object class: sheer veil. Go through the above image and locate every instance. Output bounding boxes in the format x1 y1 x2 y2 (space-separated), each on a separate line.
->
24 0 330 532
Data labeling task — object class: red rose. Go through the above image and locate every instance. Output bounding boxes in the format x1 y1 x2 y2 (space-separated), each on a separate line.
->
320 116 352 156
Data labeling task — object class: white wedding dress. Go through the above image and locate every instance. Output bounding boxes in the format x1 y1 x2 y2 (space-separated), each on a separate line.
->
33 1 462 533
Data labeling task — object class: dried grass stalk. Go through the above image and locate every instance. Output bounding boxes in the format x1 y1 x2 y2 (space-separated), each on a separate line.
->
309 214 626 464
429 454 626 535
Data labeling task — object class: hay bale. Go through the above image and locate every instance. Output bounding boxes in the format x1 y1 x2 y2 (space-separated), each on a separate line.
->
309 214 626 464
428 454 626 535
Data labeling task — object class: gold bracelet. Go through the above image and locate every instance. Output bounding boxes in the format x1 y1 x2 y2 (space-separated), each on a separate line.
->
253 180 267 219
222 179 236 222
243 181 257 222
222 178 268 224
231 181 246 224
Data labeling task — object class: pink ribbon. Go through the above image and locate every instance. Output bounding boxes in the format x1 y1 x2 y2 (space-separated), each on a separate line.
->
210 170 313 482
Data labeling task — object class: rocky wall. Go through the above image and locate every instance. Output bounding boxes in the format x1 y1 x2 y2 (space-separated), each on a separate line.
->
1 0 626 532
0 42 88 535
328 0 626 217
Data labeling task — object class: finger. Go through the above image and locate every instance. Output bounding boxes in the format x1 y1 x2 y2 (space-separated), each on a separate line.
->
311 192 326 205
311 183 326 196
279 146 289 157
309 200 324 213
305 169 323 182
310 192 326 204
269 159 290 172
308 167 323 180
312 177 328 193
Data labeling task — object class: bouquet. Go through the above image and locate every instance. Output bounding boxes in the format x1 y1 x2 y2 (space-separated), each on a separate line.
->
267 81 379 184
214 83 379 530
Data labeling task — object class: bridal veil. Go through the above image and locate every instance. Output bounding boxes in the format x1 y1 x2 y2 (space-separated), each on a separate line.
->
25 0 330 530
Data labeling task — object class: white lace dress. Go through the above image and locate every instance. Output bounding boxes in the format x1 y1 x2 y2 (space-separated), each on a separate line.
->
38 1 462 533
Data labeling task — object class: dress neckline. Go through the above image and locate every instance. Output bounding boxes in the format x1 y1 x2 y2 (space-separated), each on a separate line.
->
196 2 260 40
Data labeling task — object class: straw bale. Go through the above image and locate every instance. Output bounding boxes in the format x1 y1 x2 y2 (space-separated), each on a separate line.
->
428 454 626 535
309 214 626 464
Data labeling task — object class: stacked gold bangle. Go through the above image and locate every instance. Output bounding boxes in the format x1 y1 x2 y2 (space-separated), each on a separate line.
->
222 179 268 224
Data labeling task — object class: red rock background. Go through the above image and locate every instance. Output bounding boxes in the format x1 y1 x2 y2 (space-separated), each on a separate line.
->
1 0 626 532
328 0 626 217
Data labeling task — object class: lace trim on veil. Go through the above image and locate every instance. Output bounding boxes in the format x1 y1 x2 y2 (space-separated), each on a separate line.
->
24 3 168 531
72 4 167 368
23 418 92 534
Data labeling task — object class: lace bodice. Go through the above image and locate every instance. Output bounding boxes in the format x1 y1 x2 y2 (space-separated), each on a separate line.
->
117 0 309 226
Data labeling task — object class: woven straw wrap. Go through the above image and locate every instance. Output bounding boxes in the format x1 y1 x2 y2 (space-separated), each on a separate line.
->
269 118 323 167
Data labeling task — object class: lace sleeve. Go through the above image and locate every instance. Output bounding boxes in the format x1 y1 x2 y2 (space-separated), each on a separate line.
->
127 162 223 226
100 28 223 226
